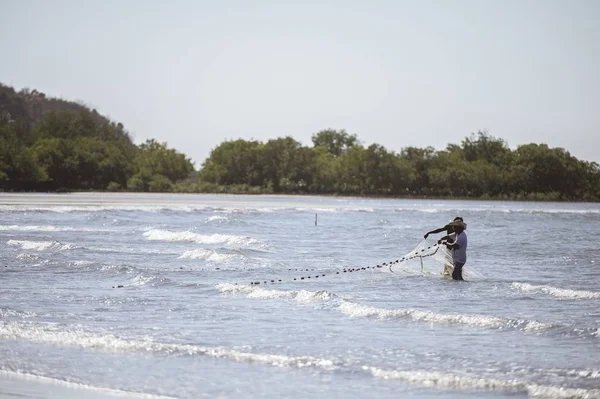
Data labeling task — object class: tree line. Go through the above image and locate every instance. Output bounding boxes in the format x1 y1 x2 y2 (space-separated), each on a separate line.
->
196 130 600 201
1 83 598 201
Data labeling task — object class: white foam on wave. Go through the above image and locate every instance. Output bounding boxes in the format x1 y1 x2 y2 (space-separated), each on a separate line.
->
389 206 600 215
0 205 207 213
15 253 41 261
0 321 338 371
178 248 212 259
216 283 336 302
365 367 600 398
178 249 244 263
2 321 598 396
218 285 551 332
0 224 114 232
512 283 600 300
0 370 176 399
72 260 95 266
7 240 77 251
0 308 36 318
0 224 62 231
126 274 170 287
143 229 265 248
337 301 552 331
205 215 230 223
566 369 600 379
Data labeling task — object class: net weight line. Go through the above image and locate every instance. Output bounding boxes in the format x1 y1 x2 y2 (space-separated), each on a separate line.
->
248 243 443 285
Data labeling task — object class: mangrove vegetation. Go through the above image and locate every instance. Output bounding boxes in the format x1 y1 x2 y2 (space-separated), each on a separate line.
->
1 83 598 201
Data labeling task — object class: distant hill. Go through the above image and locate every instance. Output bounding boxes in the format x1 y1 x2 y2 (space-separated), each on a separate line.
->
0 83 132 143
0 83 193 192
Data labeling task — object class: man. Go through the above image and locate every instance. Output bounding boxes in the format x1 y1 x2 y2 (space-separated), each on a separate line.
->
439 221 467 281
424 217 466 277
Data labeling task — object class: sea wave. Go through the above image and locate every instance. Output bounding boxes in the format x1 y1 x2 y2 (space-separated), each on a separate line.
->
389 207 600 215
125 273 171 287
218 285 556 333
1 203 599 216
7 240 78 251
0 307 36 319
205 215 233 223
0 224 114 232
72 260 95 266
15 253 42 261
0 370 177 399
217 283 336 302
143 229 265 248
178 248 245 263
365 367 600 398
0 205 207 213
2 321 598 397
0 321 339 371
337 301 552 332
512 283 600 300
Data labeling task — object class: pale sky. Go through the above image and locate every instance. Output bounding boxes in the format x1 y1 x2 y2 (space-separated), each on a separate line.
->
1 0 599 167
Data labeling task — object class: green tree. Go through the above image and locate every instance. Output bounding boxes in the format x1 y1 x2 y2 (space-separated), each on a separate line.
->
311 129 358 157
132 139 194 191
199 139 264 186
0 122 45 189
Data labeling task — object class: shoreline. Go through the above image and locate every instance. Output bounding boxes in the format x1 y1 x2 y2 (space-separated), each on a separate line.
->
0 191 598 204
0 371 174 399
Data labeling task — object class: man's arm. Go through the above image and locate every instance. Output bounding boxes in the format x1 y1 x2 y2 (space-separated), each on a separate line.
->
424 225 449 239
438 235 454 243
444 233 464 250
444 242 460 250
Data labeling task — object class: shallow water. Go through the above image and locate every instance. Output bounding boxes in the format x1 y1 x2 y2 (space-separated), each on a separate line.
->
0 193 599 398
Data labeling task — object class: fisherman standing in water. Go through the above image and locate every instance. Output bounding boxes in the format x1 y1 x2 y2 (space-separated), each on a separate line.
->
424 217 466 276
439 220 468 281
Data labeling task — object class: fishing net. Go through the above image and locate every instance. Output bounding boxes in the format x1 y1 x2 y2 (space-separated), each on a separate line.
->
247 237 483 286
381 238 483 280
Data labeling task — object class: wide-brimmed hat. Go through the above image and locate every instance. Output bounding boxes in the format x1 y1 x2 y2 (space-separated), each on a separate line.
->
449 220 467 230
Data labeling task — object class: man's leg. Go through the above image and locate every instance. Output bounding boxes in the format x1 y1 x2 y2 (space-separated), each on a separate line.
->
452 262 465 281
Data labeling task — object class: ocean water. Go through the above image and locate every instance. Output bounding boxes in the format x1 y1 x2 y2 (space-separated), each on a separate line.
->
0 193 599 399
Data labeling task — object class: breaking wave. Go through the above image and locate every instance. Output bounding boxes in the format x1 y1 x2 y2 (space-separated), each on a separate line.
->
7 240 78 251
126 273 171 287
0 224 114 232
219 285 556 334
337 301 551 331
0 321 339 371
15 253 42 261
2 321 598 397
512 283 600 300
217 283 336 302
178 248 245 263
0 307 36 319
365 367 600 398
1 198 599 215
143 229 266 248
205 215 233 223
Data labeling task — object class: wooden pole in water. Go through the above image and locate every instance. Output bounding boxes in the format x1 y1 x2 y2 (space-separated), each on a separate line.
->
315 213 317 226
